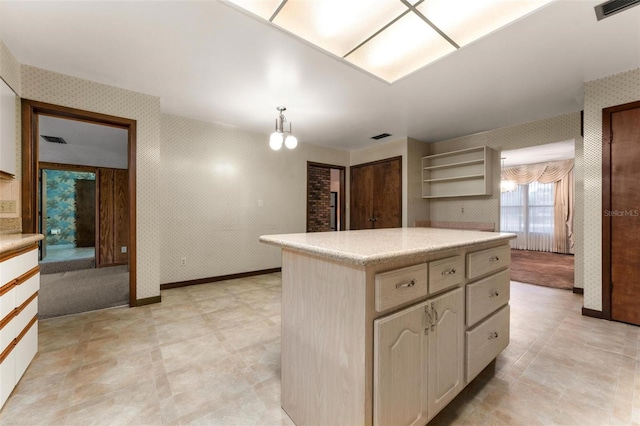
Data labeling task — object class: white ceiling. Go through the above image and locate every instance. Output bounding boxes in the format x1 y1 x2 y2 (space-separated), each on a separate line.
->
502 140 574 167
0 0 639 151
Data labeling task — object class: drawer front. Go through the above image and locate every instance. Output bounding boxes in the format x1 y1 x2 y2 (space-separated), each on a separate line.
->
375 264 428 312
0 248 38 287
429 255 464 294
0 286 16 320
0 349 16 409
15 273 39 307
0 316 16 355
14 296 38 336
15 322 37 381
466 270 510 327
466 245 510 280
466 305 510 383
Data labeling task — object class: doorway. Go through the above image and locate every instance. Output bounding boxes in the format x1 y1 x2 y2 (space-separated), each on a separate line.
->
21 100 137 307
306 162 345 232
602 100 640 326
350 156 402 230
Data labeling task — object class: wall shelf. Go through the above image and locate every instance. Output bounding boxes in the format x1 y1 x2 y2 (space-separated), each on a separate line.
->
422 146 493 199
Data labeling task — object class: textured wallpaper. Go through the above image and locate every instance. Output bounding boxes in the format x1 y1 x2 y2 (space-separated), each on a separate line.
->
159 113 349 285
21 65 162 300
43 170 95 247
429 112 583 288
582 67 640 311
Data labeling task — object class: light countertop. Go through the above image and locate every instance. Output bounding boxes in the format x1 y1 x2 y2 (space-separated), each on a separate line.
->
0 233 43 255
260 228 515 266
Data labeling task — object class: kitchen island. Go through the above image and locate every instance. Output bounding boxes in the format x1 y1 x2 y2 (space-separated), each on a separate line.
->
260 228 515 426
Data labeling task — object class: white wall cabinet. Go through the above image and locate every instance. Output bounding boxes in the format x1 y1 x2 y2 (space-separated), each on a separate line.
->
0 78 17 178
0 244 40 409
374 288 464 426
422 146 493 198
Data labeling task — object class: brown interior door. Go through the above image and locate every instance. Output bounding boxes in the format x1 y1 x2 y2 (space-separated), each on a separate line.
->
75 179 96 248
609 105 640 326
350 157 402 230
350 163 374 230
372 158 402 229
40 169 47 260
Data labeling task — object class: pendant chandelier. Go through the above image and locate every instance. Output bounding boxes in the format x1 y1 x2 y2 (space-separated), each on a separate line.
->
500 157 517 193
269 106 297 150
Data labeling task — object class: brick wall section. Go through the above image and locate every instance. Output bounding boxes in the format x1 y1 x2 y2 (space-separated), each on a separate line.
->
307 166 331 232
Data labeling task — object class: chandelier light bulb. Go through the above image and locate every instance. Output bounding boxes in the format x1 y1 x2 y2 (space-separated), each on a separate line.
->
285 134 298 149
270 132 283 150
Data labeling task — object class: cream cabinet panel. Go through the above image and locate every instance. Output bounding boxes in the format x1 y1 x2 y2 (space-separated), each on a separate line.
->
427 288 464 418
374 301 429 426
466 245 510 280
0 351 15 408
375 263 428 312
466 305 510 382
428 255 464 294
466 269 510 327
0 78 16 178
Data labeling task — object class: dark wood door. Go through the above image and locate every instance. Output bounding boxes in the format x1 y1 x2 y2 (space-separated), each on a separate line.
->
609 104 640 326
350 157 402 230
75 179 96 248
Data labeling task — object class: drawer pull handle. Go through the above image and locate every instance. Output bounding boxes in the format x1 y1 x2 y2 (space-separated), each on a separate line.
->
396 279 416 289
441 268 456 276
488 331 499 340
489 290 499 298
489 256 500 262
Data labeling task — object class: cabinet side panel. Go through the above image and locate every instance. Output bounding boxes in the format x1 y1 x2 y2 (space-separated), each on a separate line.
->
281 250 367 426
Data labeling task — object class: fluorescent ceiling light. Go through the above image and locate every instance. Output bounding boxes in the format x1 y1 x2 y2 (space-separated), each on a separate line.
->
224 0 553 83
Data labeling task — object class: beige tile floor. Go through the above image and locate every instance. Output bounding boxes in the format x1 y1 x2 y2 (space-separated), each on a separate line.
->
0 274 638 425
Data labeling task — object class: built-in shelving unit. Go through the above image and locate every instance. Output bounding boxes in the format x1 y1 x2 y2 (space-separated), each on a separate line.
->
422 146 493 198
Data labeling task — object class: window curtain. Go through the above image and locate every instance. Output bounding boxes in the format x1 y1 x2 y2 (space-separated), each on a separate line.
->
502 159 574 254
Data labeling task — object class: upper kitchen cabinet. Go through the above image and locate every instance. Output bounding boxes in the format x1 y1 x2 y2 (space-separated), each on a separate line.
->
0 78 17 179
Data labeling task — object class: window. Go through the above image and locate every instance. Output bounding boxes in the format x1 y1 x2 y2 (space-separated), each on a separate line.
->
500 181 554 251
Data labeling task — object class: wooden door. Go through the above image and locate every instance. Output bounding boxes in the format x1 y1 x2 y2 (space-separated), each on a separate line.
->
373 300 429 426
350 157 402 230
40 170 47 260
350 164 374 230
373 158 402 229
606 102 640 325
75 179 96 248
427 288 464 418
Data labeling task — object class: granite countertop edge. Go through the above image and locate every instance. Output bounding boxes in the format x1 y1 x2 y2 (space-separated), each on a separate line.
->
0 234 44 254
260 230 516 266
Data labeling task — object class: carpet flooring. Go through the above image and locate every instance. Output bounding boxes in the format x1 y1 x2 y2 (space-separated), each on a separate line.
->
38 265 129 319
509 249 574 290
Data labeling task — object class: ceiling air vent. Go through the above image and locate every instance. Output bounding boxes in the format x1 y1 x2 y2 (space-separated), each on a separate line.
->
41 135 67 144
371 133 392 140
595 0 640 21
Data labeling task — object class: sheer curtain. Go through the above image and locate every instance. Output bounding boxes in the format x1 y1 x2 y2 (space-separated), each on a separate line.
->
500 182 554 251
501 159 574 254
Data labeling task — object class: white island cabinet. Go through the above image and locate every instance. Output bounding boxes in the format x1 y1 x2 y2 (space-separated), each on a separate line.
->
260 228 515 426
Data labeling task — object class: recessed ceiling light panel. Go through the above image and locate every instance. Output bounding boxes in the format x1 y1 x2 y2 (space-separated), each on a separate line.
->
224 0 284 20
416 0 553 47
272 0 408 57
345 12 456 82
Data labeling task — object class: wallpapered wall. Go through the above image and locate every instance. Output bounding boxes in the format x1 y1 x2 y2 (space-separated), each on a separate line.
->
582 67 640 311
20 65 162 300
43 170 95 247
159 113 350 285
429 112 583 287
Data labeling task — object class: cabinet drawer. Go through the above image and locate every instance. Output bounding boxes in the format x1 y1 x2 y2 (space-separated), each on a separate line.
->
0 285 15 321
375 264 428 312
0 314 15 355
466 270 510 327
14 296 37 336
0 349 16 409
15 320 37 381
0 248 38 287
15 273 39 307
429 255 464 294
466 305 509 383
466 245 510 280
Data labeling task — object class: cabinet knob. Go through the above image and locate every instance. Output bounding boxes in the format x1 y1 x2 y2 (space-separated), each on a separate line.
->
489 290 499 298
489 256 500 262
396 279 416 289
441 268 456 276
488 331 499 340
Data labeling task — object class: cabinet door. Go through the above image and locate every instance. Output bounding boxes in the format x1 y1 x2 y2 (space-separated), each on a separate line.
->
0 78 16 177
374 301 429 426
427 287 464 419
